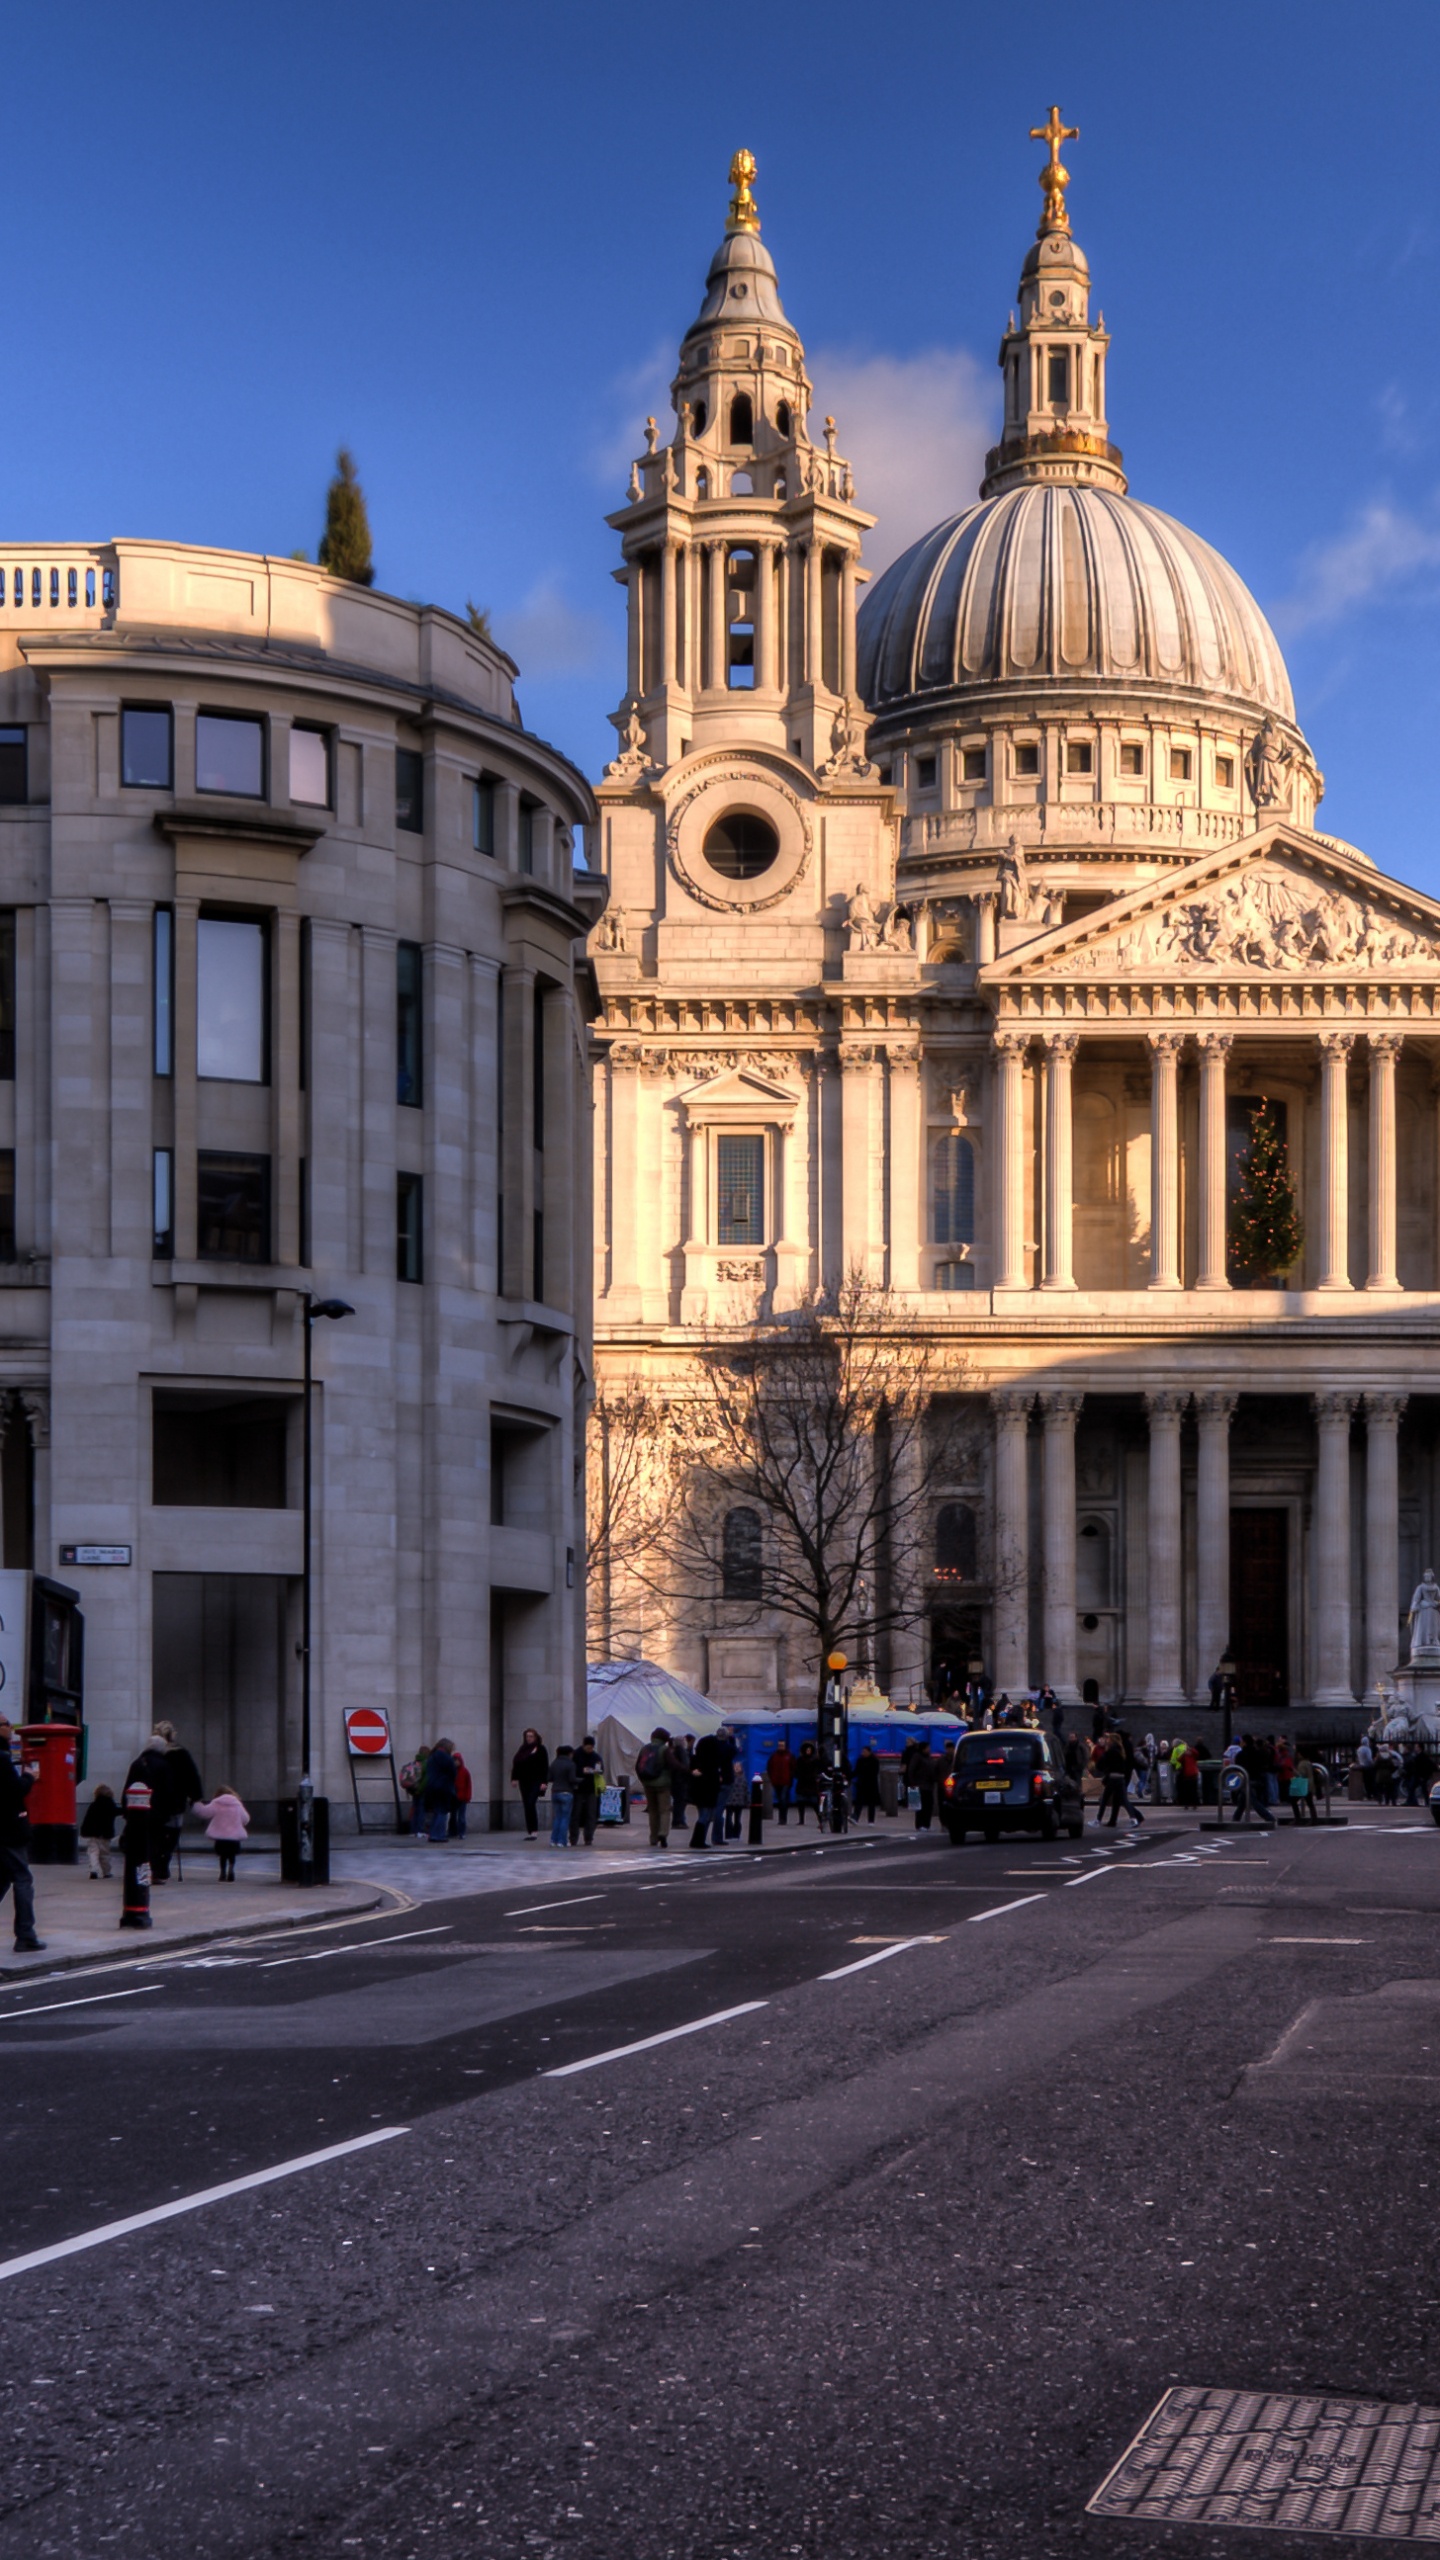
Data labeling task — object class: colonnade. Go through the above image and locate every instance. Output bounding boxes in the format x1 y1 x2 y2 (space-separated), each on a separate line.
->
993 1025 1409 1293
629 536 859 700
987 1384 1406 1711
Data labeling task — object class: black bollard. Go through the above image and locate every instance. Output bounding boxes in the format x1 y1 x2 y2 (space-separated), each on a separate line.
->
747 1777 765 1846
119 1782 154 1930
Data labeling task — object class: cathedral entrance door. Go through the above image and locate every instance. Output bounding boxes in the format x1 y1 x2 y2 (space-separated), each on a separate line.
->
1229 1509 1289 1709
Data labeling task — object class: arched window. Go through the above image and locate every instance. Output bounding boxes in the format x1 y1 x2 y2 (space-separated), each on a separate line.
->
725 547 756 686
695 467 710 500
934 1502 977 1582
722 1505 763 1600
931 1134 975 1245
692 400 707 436
729 392 753 446
776 399 792 436
773 474 787 501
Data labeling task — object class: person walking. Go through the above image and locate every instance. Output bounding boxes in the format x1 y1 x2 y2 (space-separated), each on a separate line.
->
402 1744 431 1838
548 1745 578 1847
0 1716 43 1951
667 1736 693 1832
722 1732 747 1839
80 1782 119 1880
1237 1733 1277 1829
1097 1732 1143 1827
1176 1740 1201 1809
450 1750 473 1838
852 1745 882 1825
1288 1751 1320 1824
636 1728 672 1849
191 1786 250 1881
510 1730 548 1839
1356 1733 1376 1800
793 1741 823 1828
150 1722 204 1881
689 1728 729 1849
766 1743 795 1825
902 1735 936 1832
569 1737 604 1848
422 1738 458 1844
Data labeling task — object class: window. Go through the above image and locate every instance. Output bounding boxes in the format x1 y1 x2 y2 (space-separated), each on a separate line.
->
196 712 264 797
931 1134 976 1245
519 799 537 873
1047 349 1069 403
0 728 25 805
1170 747 1193 782
695 467 710 500
396 941 422 1106
704 810 778 880
152 1393 288 1507
196 917 266 1082
936 1261 976 1291
67 567 76 607
722 1506 763 1601
1014 741 1040 776
0 1149 14 1264
1120 742 1145 777
473 776 497 857
152 1149 174 1256
395 747 424 833
1077 1517 1111 1611
1065 740 1093 774
0 913 14 1083
197 1152 270 1263
915 754 938 789
717 1133 764 1245
725 546 756 687
1215 753 1235 789
121 706 173 789
153 908 173 1075
962 746 986 782
691 401 707 436
935 1502 977 1581
288 725 330 807
729 392 753 445
397 1170 423 1282
776 399 792 436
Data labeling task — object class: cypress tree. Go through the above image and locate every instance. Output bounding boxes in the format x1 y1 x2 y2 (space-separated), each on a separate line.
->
1231 1100 1303 1284
465 599 493 642
317 447 374 587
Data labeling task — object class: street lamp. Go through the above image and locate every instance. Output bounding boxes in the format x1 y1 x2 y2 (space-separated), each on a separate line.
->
1218 1653 1237 1755
821 1650 848 1835
299 1295 354 1885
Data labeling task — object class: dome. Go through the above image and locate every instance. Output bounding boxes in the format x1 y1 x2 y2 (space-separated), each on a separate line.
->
685 226 793 336
858 482 1295 725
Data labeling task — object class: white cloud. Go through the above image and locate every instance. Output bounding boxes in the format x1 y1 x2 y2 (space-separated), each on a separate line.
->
500 578 614 680
591 339 675 491
1273 499 1440 634
809 345 994 571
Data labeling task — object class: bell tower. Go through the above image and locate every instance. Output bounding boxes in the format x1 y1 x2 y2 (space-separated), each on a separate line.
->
982 106 1126 498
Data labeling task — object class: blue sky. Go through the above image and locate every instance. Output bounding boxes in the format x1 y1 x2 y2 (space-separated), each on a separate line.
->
10 2 1440 886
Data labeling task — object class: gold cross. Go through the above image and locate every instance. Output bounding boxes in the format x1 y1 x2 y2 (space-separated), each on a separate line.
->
1029 104 1079 233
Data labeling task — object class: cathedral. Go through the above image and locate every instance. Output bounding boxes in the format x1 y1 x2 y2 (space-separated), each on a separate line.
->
589 124 1439 1737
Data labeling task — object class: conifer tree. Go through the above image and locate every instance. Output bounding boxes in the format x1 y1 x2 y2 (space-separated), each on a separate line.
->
317 447 374 587
465 599 493 641
1231 1099 1303 1284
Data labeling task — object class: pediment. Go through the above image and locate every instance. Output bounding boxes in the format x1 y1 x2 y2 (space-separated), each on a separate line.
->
678 1065 800 1120
984 826 1440 984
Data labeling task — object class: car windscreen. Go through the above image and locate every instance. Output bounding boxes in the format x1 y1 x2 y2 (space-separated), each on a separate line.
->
957 1740 1040 1771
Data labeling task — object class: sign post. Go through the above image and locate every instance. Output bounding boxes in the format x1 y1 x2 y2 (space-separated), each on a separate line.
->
344 1706 403 1833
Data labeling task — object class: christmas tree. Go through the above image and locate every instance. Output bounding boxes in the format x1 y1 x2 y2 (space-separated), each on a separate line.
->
317 448 374 587
1231 1100 1303 1284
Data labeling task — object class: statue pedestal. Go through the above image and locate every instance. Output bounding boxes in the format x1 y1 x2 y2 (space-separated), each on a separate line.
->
1393 1662 1440 1744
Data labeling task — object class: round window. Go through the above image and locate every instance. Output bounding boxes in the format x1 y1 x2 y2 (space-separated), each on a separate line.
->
703 810 780 880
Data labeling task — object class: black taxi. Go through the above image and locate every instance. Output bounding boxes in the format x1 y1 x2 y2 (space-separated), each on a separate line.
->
942 1728 1085 1844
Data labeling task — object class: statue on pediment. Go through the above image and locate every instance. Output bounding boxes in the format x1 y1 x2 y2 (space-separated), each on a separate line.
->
881 903 914 952
1248 714 1294 812
996 835 1028 920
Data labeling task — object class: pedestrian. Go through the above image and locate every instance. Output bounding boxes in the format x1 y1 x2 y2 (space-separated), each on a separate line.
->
402 1744 431 1837
510 1730 549 1839
80 1781 119 1880
548 1744 578 1847
191 1786 250 1881
1356 1733 1376 1800
902 1735 936 1831
569 1736 604 1848
150 1721 204 1880
766 1742 795 1825
1374 1740 1401 1806
852 1744 882 1824
1237 1733 1277 1829
1287 1752 1319 1825
794 1740 823 1828
1273 1734 1296 1799
0 1715 44 1951
635 1728 672 1849
690 1728 729 1849
1176 1740 1201 1809
1097 1732 1143 1828
667 1735 693 1830
422 1737 458 1844
450 1750 473 1838
722 1732 747 1839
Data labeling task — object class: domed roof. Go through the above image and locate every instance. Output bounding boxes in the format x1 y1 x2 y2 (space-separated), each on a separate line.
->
685 226 793 336
858 482 1295 723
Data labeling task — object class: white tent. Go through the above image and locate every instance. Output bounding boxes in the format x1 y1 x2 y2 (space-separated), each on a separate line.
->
586 1659 724 1786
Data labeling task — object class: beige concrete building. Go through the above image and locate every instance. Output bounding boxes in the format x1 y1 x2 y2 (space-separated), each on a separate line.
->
0 539 597 1819
590 140 1439 1737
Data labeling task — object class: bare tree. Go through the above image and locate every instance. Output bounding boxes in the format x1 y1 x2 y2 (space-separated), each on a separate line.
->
585 1382 683 1660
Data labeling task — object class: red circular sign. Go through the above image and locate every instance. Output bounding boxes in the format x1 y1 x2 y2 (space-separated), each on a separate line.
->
345 1707 391 1756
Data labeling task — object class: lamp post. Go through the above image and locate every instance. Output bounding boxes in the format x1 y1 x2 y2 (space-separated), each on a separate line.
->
299 1295 354 1885
1218 1652 1237 1755
820 1650 848 1835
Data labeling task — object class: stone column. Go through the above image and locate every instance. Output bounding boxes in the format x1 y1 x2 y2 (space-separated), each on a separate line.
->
1040 1032 1077 1291
1366 1032 1402 1291
1148 1030 1182 1290
992 1032 1029 1290
1317 1031 1357 1290
1195 1030 1233 1290
1313 1390 1358 1707
625 556 642 702
21 1389 49 1579
1039 1388 1082 1700
659 538 677 685
1144 1389 1188 1710
974 894 997 967
992 1389 1033 1695
806 540 823 687
706 541 726 694
840 552 857 699
1363 1391 1407 1699
887 1045 923 1291
753 537 776 693
839 1042 880 1279
604 1041 643 1319
1195 1389 1237 1694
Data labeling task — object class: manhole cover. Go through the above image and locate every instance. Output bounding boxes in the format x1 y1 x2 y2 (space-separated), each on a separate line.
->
1089 2388 1440 2537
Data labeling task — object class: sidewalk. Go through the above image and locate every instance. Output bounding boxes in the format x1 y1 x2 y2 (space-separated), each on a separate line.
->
0 1854 398 1980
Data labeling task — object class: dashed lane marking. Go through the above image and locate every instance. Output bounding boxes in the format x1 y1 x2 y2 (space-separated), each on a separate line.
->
819 1936 945 1979
543 2002 768 2078
0 1984 164 2024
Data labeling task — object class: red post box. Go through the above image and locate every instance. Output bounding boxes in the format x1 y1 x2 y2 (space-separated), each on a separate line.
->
18 1723 80 1863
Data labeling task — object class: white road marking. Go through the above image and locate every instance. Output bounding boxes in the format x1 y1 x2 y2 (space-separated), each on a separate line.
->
0 1985 164 2024
1268 1936 1370 1944
504 1896 607 1918
966 1895 1047 1922
0 2128 410 2286
1065 1865 1123 1888
544 2002 768 2077
259 1927 452 1970
820 1936 944 1978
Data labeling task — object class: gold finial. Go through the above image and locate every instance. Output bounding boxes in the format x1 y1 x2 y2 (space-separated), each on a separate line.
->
1029 103 1079 234
727 148 760 235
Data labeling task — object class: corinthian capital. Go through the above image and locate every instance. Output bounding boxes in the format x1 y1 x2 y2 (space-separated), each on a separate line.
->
1317 1029 1357 1063
1037 1387 1084 1422
1312 1389 1358 1425
1144 1388 1189 1421
1363 1390 1408 1426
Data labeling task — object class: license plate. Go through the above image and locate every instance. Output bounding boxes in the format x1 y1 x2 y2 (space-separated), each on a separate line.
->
975 1779 1011 1792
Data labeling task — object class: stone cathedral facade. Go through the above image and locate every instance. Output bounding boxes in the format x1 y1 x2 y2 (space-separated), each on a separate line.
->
589 135 1439 1735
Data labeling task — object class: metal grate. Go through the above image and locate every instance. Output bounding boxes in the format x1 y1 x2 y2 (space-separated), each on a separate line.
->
1090 2388 1440 2537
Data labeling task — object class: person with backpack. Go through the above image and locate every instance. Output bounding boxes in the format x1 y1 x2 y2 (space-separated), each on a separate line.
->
548 1744 578 1848
666 1735 692 1830
421 1738 458 1844
689 1729 729 1849
636 1728 672 1848
510 1730 548 1839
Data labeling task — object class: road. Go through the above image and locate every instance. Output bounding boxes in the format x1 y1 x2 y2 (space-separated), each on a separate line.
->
2 1808 1439 2557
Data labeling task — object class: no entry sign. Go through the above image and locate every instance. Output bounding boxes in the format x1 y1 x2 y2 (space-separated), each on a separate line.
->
345 1706 391 1757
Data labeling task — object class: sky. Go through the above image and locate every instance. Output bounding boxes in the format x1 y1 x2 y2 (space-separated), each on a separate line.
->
9 2 1440 886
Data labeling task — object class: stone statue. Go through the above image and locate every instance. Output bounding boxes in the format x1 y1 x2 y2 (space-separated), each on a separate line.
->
1409 1568 1440 1661
597 905 628 954
845 881 879 951
1248 714 1293 811
996 835 1028 921
819 699 876 782
881 903 914 952
603 702 654 783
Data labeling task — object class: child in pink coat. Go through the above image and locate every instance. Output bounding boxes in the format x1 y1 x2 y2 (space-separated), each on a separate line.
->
191 1787 250 1881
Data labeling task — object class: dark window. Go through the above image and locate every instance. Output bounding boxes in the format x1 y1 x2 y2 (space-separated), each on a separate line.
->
1047 350 1069 403
722 1505 763 1600
1065 740 1093 774
775 399 792 436
0 912 14 1080
519 799 537 873
1216 754 1235 788
153 1148 173 1256
473 776 496 857
533 1209 544 1304
1120 742 1145 776
153 907 173 1076
197 1152 270 1263
0 1149 14 1263
937 1262 976 1291
0 728 26 804
931 1134 975 1245
153 1393 289 1507
196 916 267 1082
704 810 778 880
915 754 937 789
396 747 424 833
1170 747 1193 782
397 1169 423 1282
532 985 545 1147
935 1502 977 1581
67 567 77 607
717 1133 764 1245
196 712 264 797
289 725 330 808
729 392 753 445
692 400 707 436
121 706 173 789
1014 742 1040 776
962 746 986 782
397 941 422 1106
725 546 756 688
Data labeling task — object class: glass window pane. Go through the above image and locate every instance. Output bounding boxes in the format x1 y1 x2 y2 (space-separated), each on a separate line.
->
397 1170 423 1281
196 1152 270 1262
196 918 266 1081
153 908 173 1075
122 707 172 788
717 1134 764 1246
932 1135 975 1245
0 910 14 1080
288 726 329 807
396 748 424 833
396 941 422 1107
0 727 26 805
0 1148 14 1263
153 1148 173 1255
196 713 264 797
473 777 496 857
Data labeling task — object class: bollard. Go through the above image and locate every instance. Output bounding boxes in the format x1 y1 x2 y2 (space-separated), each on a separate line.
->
747 1777 765 1847
118 1781 154 1929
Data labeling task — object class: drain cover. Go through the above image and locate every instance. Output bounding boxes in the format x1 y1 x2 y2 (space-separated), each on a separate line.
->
1089 2388 1440 2536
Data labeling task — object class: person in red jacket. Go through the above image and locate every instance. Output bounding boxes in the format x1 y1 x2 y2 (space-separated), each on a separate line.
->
766 1744 795 1825
451 1750 474 1839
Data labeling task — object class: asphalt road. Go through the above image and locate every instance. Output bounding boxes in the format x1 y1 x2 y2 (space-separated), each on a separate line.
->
3 1808 1440 2557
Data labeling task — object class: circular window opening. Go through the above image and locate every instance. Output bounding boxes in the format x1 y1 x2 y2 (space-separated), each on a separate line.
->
703 810 780 881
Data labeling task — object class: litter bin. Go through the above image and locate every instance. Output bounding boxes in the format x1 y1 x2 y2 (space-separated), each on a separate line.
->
18 1723 81 1863
278 1795 330 1884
